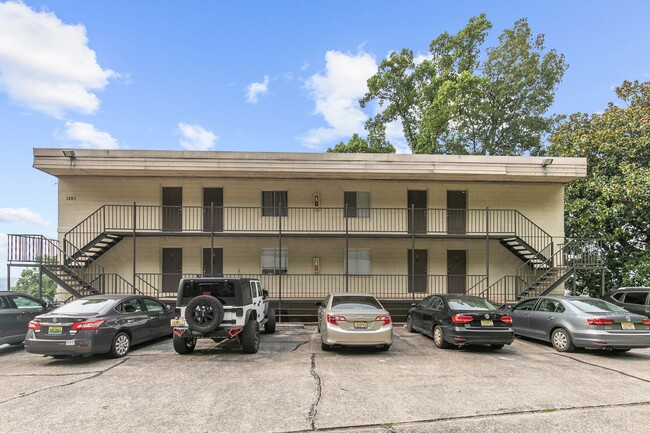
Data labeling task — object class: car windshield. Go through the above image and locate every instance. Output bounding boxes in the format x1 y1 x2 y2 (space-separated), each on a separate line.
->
447 297 497 311
53 299 113 314
569 298 626 313
331 296 382 310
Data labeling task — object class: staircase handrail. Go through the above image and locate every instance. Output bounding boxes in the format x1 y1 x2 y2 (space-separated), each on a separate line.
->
512 211 553 260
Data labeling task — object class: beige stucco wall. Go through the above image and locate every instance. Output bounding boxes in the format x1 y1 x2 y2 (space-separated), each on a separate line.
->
58 176 565 238
56 175 564 297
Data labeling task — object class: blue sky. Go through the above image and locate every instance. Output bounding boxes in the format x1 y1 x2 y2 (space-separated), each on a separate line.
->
1 0 650 279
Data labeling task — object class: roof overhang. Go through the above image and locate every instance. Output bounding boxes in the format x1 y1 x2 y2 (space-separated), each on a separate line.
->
33 149 587 183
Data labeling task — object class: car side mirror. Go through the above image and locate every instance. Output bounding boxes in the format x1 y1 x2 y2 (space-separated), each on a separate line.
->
44 301 53 309
314 301 324 307
411 302 417 307
262 289 269 299
165 304 171 310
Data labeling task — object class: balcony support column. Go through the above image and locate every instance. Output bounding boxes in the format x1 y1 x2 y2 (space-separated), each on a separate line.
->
132 202 137 288
486 207 490 290
345 204 349 293
411 204 415 302
210 202 215 277
278 203 283 322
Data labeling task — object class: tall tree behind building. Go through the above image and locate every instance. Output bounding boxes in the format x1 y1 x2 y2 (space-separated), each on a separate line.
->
360 14 568 155
549 80 650 290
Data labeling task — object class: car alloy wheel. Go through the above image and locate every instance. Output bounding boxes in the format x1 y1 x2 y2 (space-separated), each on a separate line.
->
110 332 131 358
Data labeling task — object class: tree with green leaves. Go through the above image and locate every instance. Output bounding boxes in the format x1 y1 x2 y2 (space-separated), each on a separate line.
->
327 132 395 153
14 267 57 301
361 14 568 156
549 80 650 291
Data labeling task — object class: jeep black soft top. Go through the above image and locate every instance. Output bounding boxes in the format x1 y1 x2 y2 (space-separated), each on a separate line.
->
176 277 259 307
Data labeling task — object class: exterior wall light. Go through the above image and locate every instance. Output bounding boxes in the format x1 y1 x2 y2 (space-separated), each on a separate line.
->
62 150 76 160
542 158 553 167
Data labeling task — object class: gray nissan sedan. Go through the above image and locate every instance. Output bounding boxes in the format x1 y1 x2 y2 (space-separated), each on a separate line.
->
510 296 650 352
24 295 173 357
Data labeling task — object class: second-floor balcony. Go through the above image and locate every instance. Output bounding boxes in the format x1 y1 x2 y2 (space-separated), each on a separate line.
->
67 204 553 252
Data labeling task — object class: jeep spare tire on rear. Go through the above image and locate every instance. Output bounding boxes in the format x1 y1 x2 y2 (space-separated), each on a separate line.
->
185 295 224 333
171 277 274 355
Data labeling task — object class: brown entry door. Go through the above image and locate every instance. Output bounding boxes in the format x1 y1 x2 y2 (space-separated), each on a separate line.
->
408 249 427 293
162 248 182 294
163 187 183 231
447 191 466 235
203 248 224 277
447 250 467 294
408 190 427 234
203 188 223 232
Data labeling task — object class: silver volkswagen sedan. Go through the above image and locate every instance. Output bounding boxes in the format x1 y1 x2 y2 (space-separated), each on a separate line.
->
510 296 650 352
316 293 392 351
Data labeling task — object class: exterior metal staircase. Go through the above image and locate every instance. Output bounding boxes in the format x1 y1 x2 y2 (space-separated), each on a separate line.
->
7 234 141 300
477 239 605 305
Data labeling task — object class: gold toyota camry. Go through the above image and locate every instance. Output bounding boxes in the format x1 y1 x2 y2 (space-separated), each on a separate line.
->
316 293 392 351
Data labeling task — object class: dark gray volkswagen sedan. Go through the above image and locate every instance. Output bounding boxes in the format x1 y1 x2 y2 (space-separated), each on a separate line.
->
511 296 650 352
24 295 173 357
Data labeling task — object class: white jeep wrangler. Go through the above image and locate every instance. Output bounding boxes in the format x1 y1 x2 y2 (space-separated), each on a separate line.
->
171 277 275 354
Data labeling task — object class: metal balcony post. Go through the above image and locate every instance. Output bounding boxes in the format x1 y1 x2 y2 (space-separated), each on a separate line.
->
132 202 136 287
278 202 282 322
411 204 415 301
210 202 215 277
345 204 349 293
486 207 490 289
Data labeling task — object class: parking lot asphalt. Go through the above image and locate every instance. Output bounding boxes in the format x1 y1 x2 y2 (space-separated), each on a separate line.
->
1 324 650 433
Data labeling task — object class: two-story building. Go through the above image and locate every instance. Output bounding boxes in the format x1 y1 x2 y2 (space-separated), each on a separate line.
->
8 149 600 319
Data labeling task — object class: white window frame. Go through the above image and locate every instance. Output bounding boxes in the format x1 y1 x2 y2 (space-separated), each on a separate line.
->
344 191 370 218
345 249 371 275
261 248 288 274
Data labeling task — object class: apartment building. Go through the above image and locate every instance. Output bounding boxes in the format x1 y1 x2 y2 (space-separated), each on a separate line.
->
8 149 598 318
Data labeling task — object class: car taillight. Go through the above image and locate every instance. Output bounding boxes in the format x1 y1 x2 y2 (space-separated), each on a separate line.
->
500 315 512 325
642 319 650 325
70 319 105 331
375 315 391 326
326 314 346 326
451 315 474 324
28 321 40 330
587 318 615 326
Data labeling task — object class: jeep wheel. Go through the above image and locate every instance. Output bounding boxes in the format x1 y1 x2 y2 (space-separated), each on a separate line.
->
265 308 276 334
185 295 224 333
241 320 260 354
173 334 196 354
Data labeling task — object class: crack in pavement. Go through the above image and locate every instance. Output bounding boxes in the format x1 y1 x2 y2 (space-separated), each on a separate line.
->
555 353 650 384
307 353 323 430
288 400 650 432
0 358 128 405
292 342 308 352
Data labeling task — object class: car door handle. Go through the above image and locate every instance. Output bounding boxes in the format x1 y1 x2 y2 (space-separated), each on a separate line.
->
547 316 555 320
524 314 530 318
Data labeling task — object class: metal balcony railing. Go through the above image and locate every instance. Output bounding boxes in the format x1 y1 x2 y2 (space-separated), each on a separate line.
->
134 272 488 300
64 204 552 256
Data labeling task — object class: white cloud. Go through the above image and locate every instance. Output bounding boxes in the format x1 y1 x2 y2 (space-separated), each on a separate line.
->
414 52 432 65
385 119 411 154
61 121 119 149
302 50 378 147
0 1 116 118
246 75 270 104
0 208 50 227
178 122 218 150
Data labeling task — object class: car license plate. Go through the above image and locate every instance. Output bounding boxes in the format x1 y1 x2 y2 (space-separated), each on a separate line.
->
621 322 635 330
480 320 494 327
171 318 186 327
48 326 62 335
354 321 368 329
